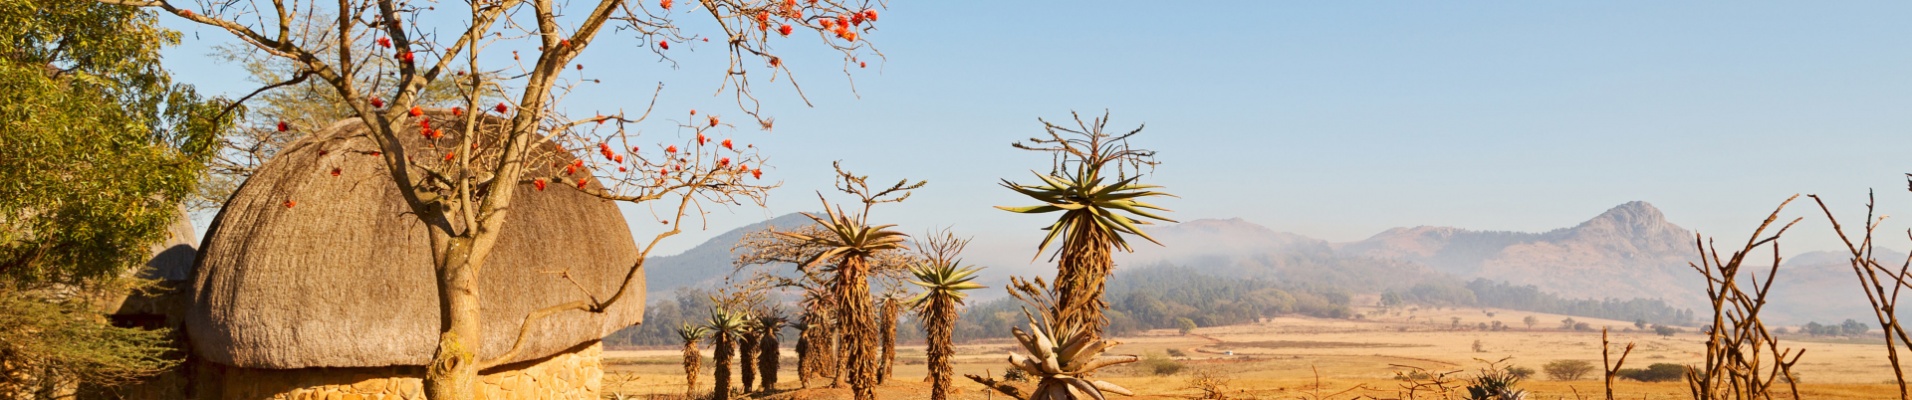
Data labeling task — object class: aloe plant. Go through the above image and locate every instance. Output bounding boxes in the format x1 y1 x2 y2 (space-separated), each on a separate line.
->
706 308 748 400
999 112 1174 339
906 231 989 400
676 324 710 396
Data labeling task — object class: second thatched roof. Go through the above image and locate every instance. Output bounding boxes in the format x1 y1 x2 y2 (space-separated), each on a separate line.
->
188 111 644 369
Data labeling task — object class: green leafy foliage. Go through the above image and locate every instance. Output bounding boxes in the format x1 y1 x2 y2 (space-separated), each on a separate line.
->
0 0 228 286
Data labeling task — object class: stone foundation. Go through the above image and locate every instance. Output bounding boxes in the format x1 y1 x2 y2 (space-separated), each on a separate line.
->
195 342 602 400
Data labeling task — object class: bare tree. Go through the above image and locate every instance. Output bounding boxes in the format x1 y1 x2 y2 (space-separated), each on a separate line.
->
1810 191 1912 399
1685 195 1804 400
98 0 893 397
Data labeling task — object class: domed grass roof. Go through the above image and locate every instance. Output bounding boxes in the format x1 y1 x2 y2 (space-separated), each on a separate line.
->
188 111 643 369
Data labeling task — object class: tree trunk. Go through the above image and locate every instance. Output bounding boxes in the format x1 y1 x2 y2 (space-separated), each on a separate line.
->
683 342 701 396
425 240 482 400
740 329 760 393
926 297 955 400
1054 219 1114 340
835 257 878 400
715 333 735 400
878 298 899 385
759 329 781 392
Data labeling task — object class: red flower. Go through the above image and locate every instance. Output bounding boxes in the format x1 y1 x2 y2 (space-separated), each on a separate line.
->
595 114 605 124
844 31 857 42
751 169 763 179
697 133 708 145
859 61 866 68
618 166 627 172
864 9 877 21
331 167 342 176
631 146 641 153
614 154 624 163
370 151 382 156
277 121 288 132
659 0 670 10
410 106 423 117
495 102 509 114
565 164 577 175
851 14 862 26
576 177 588 188
718 157 730 167
284 200 296 208
737 163 749 171
779 24 793 36
721 139 733 149
371 97 385 108
398 51 414 63
837 15 849 28
179 9 194 17
534 178 547 191
666 145 678 153
658 40 670 50
757 11 770 24
820 18 835 29
444 152 456 161
377 37 392 48
451 107 463 116
318 150 328 156
707 116 719 127
559 39 571 47
769 57 782 67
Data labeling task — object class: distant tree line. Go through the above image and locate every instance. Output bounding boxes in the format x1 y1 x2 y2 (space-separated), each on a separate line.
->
1788 319 1869 337
1382 279 1694 325
954 266 1354 340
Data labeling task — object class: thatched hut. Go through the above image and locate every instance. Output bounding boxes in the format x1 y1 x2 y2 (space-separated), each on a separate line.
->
185 111 643 400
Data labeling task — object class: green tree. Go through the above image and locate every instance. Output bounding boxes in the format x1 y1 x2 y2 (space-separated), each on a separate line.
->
1175 317 1197 335
998 112 1175 340
0 0 231 393
905 230 987 400
1523 315 1538 330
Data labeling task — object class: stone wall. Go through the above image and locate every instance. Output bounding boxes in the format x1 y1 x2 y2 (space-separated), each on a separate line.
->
190 341 603 400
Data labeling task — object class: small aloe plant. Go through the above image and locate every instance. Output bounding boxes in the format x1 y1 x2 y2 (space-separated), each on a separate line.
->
971 277 1138 400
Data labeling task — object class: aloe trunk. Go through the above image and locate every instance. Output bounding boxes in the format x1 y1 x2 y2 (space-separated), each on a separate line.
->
878 298 900 384
740 328 760 393
1056 221 1115 339
835 256 879 400
682 341 701 396
759 327 781 392
714 333 735 400
924 294 957 400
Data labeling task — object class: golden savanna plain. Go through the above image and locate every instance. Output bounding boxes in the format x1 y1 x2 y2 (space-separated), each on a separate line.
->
602 304 1904 400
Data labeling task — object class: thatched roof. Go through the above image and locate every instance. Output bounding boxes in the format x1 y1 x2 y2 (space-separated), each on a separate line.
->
188 111 644 369
107 211 196 317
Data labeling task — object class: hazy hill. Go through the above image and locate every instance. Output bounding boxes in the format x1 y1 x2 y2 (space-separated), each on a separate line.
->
1119 218 1447 291
642 212 815 294
1337 201 1704 312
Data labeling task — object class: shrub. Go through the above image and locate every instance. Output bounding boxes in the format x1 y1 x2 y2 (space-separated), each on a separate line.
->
1505 365 1535 380
1653 324 1677 337
1166 348 1188 357
1141 352 1185 376
1542 360 1594 381
1002 368 1030 382
1616 363 1685 382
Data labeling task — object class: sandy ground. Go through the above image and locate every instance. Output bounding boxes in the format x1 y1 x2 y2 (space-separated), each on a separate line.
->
601 306 1906 399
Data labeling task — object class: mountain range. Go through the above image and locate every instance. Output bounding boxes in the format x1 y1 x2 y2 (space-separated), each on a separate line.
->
645 202 1888 325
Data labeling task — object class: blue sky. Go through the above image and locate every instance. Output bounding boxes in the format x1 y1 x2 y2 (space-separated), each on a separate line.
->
163 1 1912 272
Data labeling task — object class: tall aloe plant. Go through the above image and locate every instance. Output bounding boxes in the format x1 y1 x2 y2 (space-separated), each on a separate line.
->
676 324 710 396
998 112 1174 339
707 308 748 400
775 162 923 400
906 230 988 400
756 313 787 392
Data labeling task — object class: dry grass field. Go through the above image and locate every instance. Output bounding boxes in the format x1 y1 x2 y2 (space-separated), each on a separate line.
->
602 305 1905 399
